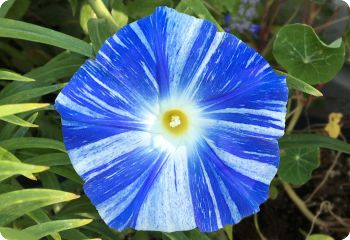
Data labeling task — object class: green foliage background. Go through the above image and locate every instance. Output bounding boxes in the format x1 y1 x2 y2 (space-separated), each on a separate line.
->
0 0 349 239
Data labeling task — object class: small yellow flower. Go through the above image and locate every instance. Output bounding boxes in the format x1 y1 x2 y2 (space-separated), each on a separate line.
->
325 112 343 138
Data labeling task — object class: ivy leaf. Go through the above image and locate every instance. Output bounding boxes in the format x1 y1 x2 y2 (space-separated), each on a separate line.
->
273 24 345 85
278 147 320 185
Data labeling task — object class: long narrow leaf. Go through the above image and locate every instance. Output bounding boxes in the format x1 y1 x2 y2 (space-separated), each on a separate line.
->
23 219 93 239
275 70 323 97
0 83 65 104
0 103 49 118
0 69 35 82
0 18 93 57
25 153 70 166
0 137 66 152
0 227 37 240
279 134 350 154
0 115 38 127
0 146 36 179
0 160 48 182
0 189 79 226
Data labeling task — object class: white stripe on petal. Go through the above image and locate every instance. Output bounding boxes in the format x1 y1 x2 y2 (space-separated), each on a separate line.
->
207 107 285 124
168 20 203 94
112 35 127 48
82 65 129 103
135 146 196 232
213 171 241 223
129 23 156 61
69 131 152 178
98 168 151 224
185 32 225 98
56 93 105 118
206 139 277 185
203 119 284 138
198 156 223 229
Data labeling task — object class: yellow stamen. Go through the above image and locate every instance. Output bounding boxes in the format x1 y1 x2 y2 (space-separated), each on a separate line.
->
162 109 189 136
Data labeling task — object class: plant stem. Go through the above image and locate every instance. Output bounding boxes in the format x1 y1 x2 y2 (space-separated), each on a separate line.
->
286 94 304 134
282 181 328 228
315 16 350 32
88 0 119 31
306 151 342 202
254 214 267 240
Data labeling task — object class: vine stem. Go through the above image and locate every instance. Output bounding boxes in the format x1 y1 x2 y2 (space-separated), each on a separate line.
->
282 181 328 228
286 93 304 134
254 214 267 240
306 151 342 202
88 0 119 31
314 16 350 32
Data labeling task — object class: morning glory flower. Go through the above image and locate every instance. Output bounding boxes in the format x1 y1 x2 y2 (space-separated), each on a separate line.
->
55 7 288 232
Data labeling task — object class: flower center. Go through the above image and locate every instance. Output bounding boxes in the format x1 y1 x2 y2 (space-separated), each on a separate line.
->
162 109 189 136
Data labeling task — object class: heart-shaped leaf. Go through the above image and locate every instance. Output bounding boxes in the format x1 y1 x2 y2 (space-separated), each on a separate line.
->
278 147 320 185
273 24 345 85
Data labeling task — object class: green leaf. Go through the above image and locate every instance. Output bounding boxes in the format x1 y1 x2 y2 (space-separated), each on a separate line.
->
176 0 224 31
80 2 96 34
27 209 62 240
88 18 112 53
278 147 320 185
0 146 36 180
306 234 335 240
0 69 35 82
186 229 211 240
5 0 31 20
164 232 190 240
25 153 70 166
60 229 91 240
0 52 84 99
68 0 78 15
279 134 350 154
0 146 19 162
0 18 93 58
0 137 66 152
13 113 39 137
0 227 37 240
23 219 93 239
126 0 173 18
50 166 83 184
0 115 38 127
275 70 323 97
111 0 128 29
0 189 79 226
0 83 65 104
273 24 345 84
0 0 15 18
0 160 49 182
88 0 119 32
0 103 49 118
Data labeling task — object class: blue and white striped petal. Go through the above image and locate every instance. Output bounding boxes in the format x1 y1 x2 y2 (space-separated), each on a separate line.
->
55 6 288 233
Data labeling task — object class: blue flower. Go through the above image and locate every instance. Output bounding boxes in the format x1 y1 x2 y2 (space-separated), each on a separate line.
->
55 7 288 233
